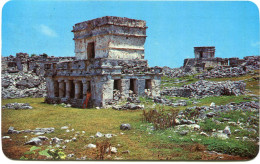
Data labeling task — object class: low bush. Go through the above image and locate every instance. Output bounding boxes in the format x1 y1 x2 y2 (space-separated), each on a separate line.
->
142 108 179 130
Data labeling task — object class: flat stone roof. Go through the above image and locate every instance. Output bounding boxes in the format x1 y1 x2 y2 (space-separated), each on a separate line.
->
72 16 147 32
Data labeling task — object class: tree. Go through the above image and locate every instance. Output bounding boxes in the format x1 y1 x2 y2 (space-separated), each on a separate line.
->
42 53 48 58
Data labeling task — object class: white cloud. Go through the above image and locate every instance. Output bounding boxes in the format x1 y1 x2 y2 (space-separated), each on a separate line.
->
251 41 260 47
35 24 58 37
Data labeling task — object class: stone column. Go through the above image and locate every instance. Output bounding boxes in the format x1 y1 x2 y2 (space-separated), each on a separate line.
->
58 79 65 98
151 79 161 97
82 79 88 97
74 80 80 99
46 77 55 98
121 79 130 99
65 80 71 98
138 79 146 96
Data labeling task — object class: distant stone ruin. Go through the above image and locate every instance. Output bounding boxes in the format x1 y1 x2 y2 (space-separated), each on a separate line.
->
1 53 74 75
183 46 259 72
44 16 162 108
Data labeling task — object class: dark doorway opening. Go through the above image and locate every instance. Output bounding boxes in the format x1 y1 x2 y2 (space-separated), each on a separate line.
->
199 51 203 58
87 81 91 93
63 82 66 98
114 79 121 91
70 80 75 98
54 81 59 97
145 79 152 90
79 82 83 99
129 79 137 94
87 42 95 59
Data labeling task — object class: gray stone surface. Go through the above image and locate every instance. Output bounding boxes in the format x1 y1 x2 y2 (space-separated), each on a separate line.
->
120 124 131 130
2 103 33 110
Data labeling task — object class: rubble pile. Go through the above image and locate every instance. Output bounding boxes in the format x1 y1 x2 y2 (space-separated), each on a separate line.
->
162 67 197 78
1 71 46 99
112 103 144 110
195 65 259 79
181 101 259 120
161 80 246 98
2 103 33 109
153 96 187 107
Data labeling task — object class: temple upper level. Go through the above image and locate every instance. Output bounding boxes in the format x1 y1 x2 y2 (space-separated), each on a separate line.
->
194 46 215 59
72 16 147 60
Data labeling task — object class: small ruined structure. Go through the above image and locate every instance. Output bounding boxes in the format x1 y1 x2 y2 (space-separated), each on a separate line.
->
183 46 229 71
44 16 162 108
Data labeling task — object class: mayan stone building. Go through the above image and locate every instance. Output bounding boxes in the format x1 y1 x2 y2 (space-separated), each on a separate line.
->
183 46 229 71
44 16 162 108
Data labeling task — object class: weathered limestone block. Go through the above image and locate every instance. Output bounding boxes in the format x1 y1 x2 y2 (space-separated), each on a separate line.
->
46 77 55 98
74 80 80 99
65 80 71 98
121 79 130 99
151 79 161 97
137 79 146 96
58 80 65 98
102 79 114 103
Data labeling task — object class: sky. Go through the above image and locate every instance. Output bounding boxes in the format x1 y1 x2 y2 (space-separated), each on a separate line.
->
1 0 259 68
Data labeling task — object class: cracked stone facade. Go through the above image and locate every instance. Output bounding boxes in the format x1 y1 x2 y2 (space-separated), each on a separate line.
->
44 16 162 108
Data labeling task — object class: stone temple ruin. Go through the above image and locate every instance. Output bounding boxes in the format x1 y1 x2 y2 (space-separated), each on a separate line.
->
183 46 259 72
183 46 228 71
44 16 162 108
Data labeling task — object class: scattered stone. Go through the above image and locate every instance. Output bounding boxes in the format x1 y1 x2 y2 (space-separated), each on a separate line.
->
95 132 103 138
2 103 33 110
37 136 49 141
120 124 131 130
113 103 144 110
210 102 216 107
106 147 117 154
25 136 48 145
200 132 209 137
223 126 231 135
122 150 130 154
2 136 10 139
67 154 74 158
55 144 61 148
86 144 96 149
234 129 240 133
35 132 45 135
206 112 216 118
61 126 69 130
64 104 71 108
179 130 188 136
72 137 77 141
212 132 228 140
104 134 113 138
51 137 62 144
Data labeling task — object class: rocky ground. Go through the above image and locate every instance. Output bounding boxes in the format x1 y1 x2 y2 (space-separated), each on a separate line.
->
1 71 46 99
195 65 259 79
162 66 197 78
161 80 246 98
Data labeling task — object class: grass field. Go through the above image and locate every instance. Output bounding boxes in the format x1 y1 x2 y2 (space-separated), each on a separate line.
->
1 72 259 160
